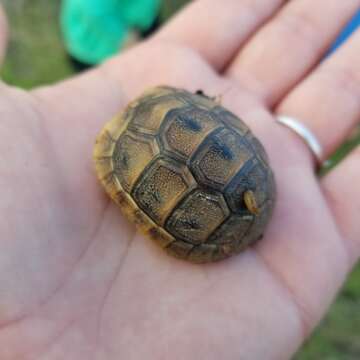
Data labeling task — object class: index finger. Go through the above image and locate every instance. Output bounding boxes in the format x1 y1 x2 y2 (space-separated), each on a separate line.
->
155 0 286 70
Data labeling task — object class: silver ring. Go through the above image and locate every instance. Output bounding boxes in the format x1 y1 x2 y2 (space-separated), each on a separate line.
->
276 115 324 166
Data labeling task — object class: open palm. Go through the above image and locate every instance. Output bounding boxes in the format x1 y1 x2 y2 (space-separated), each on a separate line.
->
1 1 359 359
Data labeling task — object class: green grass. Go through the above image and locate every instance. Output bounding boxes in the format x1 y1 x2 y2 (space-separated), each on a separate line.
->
1 0 74 88
297 266 360 360
1 1 360 359
159 0 189 21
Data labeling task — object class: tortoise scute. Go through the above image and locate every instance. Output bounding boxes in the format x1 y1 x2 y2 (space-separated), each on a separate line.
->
94 86 276 263
190 127 253 190
128 96 186 135
133 159 194 225
113 132 159 192
160 107 219 159
165 189 230 245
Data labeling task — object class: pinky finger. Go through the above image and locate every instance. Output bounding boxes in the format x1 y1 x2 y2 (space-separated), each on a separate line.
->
322 146 360 265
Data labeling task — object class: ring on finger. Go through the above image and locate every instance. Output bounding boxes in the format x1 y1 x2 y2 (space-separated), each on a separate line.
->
276 115 324 167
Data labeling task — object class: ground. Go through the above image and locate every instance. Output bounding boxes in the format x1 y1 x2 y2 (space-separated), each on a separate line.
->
1 1 359 359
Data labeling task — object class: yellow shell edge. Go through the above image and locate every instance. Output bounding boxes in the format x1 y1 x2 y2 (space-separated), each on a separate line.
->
93 88 178 252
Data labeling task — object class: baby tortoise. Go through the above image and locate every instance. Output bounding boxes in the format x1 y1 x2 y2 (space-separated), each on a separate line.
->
94 86 276 263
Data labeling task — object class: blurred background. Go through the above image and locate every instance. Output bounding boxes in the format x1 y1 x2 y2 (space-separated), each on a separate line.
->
0 1 359 358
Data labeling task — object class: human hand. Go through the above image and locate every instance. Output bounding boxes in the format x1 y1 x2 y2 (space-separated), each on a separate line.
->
0 1 359 359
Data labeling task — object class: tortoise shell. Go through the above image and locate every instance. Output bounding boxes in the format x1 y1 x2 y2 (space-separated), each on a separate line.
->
93 86 276 263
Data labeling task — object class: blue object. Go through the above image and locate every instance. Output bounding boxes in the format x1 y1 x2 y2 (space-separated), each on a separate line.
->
329 10 360 54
